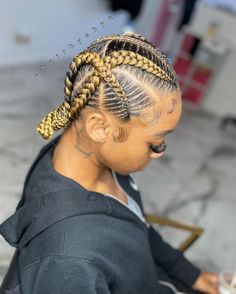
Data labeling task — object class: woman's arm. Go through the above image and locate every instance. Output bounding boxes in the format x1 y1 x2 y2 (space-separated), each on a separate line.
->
148 225 201 287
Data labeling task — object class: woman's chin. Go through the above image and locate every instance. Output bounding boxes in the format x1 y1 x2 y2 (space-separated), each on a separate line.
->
112 162 150 175
129 164 149 173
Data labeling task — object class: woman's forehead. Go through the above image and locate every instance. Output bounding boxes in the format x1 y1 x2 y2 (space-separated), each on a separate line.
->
130 90 182 136
161 89 182 113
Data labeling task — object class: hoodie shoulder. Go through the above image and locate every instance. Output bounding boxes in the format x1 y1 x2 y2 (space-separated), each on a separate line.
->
19 213 116 270
19 210 147 274
19 218 67 269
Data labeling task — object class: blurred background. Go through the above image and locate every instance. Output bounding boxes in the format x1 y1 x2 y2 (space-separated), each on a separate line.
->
1 0 236 284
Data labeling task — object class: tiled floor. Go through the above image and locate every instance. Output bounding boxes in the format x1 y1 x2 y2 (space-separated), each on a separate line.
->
0 60 236 284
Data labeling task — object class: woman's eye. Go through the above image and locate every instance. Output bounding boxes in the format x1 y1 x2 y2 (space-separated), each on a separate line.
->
149 142 167 153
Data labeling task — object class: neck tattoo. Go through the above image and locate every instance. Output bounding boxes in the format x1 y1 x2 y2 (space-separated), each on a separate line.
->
74 144 93 158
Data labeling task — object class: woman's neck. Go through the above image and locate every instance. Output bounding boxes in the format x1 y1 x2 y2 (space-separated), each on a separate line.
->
51 128 128 204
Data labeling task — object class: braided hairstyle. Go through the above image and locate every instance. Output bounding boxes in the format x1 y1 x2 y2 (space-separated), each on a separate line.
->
36 32 178 141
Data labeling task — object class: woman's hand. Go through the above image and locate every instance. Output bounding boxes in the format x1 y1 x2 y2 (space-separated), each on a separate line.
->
192 272 220 294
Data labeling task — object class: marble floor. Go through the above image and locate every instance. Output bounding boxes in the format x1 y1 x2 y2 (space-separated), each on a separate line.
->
0 60 236 284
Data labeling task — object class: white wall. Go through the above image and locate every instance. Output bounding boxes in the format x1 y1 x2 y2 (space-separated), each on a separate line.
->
190 2 236 116
191 2 236 48
202 49 236 117
0 0 129 66
134 0 163 39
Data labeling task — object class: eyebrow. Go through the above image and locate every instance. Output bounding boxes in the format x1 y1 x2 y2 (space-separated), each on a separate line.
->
153 129 173 137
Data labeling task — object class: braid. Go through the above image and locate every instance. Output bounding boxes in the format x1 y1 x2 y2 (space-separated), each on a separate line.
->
104 50 174 85
37 52 102 140
37 50 131 139
36 101 72 140
94 33 177 87
64 50 132 121
123 32 157 49
70 72 100 119
36 33 178 140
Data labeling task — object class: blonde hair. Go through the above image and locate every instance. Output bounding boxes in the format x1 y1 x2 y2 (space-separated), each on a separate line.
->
36 33 178 140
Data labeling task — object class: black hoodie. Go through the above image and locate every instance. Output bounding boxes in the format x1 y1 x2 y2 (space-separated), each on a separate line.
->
0 134 200 294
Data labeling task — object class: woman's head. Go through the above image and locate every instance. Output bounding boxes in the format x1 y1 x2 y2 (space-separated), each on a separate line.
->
37 33 182 174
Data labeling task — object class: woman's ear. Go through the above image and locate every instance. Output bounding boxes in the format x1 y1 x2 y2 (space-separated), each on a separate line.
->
85 112 109 143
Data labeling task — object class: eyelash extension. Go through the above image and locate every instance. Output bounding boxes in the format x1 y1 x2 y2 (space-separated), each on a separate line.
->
150 142 167 153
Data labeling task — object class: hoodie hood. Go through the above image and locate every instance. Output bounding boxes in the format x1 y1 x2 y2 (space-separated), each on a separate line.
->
0 135 145 250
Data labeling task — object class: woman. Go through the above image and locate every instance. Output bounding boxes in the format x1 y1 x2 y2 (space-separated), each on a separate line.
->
0 33 219 294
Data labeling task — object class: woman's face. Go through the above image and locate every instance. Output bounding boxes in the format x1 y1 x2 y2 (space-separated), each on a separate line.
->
97 88 182 175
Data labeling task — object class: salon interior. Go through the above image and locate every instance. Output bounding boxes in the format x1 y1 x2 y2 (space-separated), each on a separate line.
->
0 0 236 284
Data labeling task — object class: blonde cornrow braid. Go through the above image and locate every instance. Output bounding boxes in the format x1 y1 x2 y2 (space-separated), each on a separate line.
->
89 32 175 80
37 52 102 140
70 73 100 119
36 50 131 139
70 51 131 120
36 101 72 140
64 51 102 103
104 50 174 84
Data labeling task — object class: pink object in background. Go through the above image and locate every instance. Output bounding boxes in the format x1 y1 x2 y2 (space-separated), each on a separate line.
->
150 0 171 46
